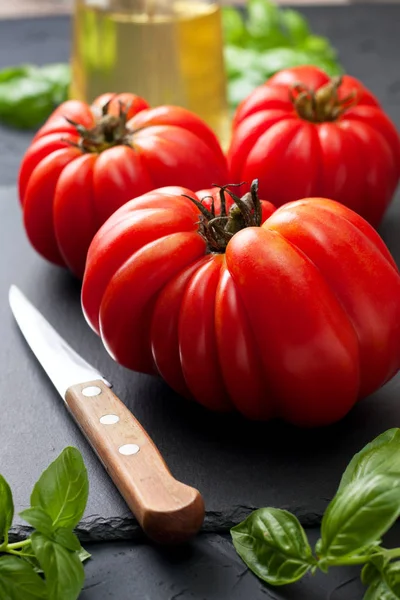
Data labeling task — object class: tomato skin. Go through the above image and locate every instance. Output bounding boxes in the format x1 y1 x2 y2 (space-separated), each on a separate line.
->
90 93 149 119
23 147 81 265
226 225 360 426
33 100 95 142
19 93 228 279
178 256 234 412
91 145 153 225
81 188 400 427
151 256 212 399
215 269 273 420
228 66 400 227
53 154 98 276
99 231 206 374
82 186 199 332
18 132 79 202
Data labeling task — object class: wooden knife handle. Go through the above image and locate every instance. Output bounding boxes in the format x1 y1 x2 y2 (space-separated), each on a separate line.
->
65 379 204 544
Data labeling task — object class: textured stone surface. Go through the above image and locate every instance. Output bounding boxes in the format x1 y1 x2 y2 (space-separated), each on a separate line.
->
80 526 400 600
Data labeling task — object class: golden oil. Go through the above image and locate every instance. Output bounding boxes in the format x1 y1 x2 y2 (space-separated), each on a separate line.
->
70 0 230 147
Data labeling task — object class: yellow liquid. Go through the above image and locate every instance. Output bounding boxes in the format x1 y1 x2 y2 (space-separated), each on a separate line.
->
70 1 230 148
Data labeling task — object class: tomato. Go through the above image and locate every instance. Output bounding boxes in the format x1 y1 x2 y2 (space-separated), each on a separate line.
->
228 66 400 228
18 93 228 278
81 182 400 427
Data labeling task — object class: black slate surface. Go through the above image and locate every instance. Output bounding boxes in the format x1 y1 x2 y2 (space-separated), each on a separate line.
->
1 6 400 599
80 526 400 599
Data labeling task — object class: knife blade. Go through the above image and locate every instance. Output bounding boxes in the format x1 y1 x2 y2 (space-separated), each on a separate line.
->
9 285 204 544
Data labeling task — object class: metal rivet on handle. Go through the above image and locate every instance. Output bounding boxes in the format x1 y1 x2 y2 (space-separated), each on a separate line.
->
119 444 140 456
82 385 102 397
100 414 120 425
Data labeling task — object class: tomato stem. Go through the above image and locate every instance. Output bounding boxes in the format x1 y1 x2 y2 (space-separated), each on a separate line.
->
184 179 262 254
218 186 228 218
290 76 358 123
64 98 134 153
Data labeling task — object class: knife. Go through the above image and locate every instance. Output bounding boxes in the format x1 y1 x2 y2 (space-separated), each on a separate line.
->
9 285 204 544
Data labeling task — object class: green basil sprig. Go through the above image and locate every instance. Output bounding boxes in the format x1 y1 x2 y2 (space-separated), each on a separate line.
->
0 447 90 600
0 63 70 129
231 428 400 598
222 0 343 109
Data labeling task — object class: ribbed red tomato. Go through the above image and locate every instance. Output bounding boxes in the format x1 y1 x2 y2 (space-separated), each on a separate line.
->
228 66 400 228
81 183 400 427
18 93 228 278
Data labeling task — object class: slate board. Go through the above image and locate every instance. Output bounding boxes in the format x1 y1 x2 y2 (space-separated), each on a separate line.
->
1 183 400 543
80 524 400 599
1 5 400 551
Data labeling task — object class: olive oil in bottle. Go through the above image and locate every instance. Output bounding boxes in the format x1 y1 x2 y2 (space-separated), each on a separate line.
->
70 0 230 147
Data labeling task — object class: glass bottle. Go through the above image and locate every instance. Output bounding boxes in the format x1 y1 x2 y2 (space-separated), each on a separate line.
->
70 0 230 148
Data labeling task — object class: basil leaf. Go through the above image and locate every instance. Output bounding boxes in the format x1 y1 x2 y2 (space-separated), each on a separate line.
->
0 555 47 599
20 540 88 574
0 75 55 129
53 528 81 552
222 7 246 46
246 0 287 48
228 74 266 110
39 64 70 86
0 65 31 83
20 509 82 552
384 561 400 597
224 46 263 80
259 48 342 79
362 567 400 600
364 579 398 600
0 474 14 545
280 9 310 44
78 546 92 563
20 507 54 536
22 533 88 566
231 507 315 585
362 558 400 599
0 63 70 129
222 0 343 109
362 561 381 586
17 541 44 573
299 35 337 61
369 551 389 573
38 64 71 106
31 533 85 600
339 429 400 492
31 447 89 531
320 473 400 560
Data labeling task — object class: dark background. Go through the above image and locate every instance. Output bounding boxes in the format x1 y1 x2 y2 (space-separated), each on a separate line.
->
0 6 400 599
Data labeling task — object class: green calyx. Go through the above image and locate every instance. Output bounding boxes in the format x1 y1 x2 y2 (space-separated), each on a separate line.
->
291 76 358 123
184 179 263 254
65 96 133 153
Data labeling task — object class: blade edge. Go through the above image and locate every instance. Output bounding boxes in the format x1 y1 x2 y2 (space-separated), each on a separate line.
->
9 285 111 398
